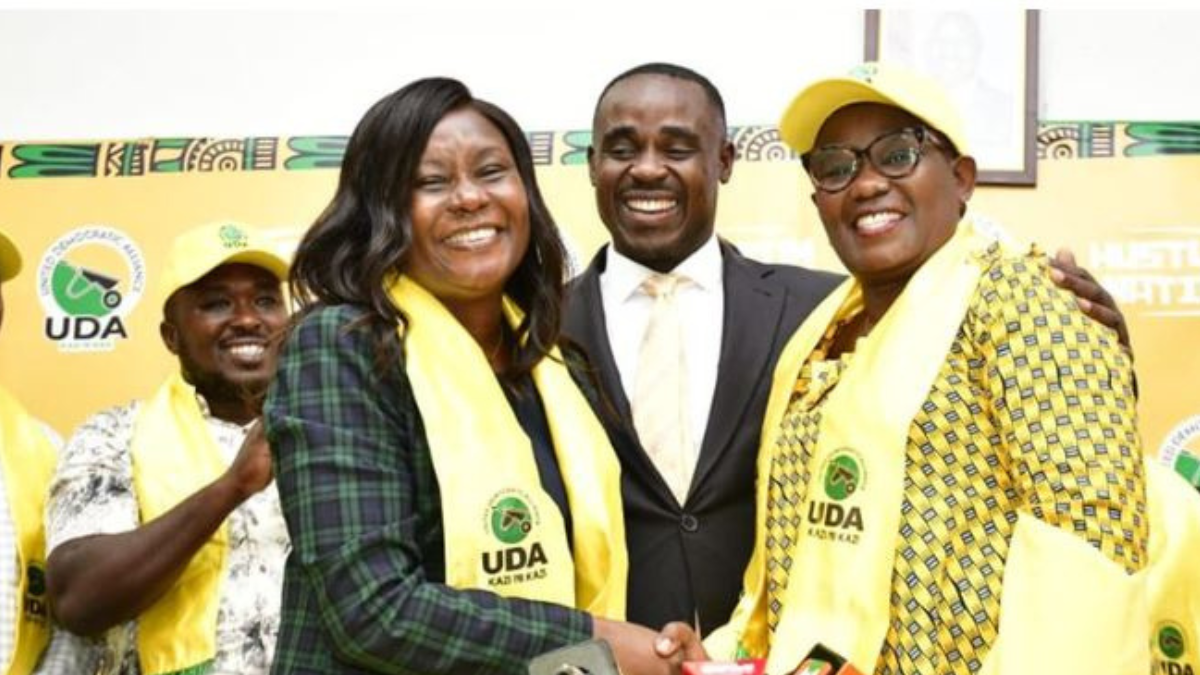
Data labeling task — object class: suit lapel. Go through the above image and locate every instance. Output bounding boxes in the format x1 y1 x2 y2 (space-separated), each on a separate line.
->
565 250 673 492
567 244 789 505
565 249 633 422
690 243 787 492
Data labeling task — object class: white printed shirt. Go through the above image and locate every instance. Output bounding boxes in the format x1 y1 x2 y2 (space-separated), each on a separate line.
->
45 398 290 675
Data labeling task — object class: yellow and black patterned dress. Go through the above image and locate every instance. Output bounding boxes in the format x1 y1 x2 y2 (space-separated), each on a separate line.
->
764 248 1147 674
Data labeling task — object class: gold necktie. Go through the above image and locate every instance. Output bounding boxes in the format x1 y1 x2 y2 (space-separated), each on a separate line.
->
633 273 694 505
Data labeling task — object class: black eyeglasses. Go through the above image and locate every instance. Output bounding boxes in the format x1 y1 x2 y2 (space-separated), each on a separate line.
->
803 127 943 193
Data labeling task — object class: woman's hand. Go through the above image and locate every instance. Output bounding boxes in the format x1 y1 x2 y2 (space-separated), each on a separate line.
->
654 621 709 664
594 618 706 675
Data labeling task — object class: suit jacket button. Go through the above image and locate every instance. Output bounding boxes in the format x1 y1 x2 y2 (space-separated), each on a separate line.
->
680 514 699 533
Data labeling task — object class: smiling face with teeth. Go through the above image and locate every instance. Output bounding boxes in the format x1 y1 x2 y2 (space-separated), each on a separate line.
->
161 262 287 422
405 107 531 316
811 103 976 293
589 73 734 272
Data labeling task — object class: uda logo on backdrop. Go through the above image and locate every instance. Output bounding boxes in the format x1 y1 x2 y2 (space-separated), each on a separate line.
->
37 225 146 352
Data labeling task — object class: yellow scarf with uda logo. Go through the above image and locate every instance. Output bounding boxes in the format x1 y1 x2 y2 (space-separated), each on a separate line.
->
708 222 1148 674
0 386 56 675
1146 461 1200 675
130 373 230 675
387 275 626 619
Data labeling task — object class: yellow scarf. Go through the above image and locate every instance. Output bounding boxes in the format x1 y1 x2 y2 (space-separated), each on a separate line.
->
708 222 1147 673
130 373 229 675
1146 461 1200 674
0 386 56 675
971 460 1189 675
386 275 626 618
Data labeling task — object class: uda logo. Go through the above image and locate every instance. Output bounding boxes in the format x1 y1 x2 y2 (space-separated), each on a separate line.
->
805 449 867 543
218 223 249 250
37 226 146 352
1155 621 1193 674
481 490 549 586
1160 415 1200 489
490 494 534 545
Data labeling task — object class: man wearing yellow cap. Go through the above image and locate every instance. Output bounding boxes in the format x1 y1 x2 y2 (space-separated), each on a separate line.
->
43 222 291 675
0 228 98 673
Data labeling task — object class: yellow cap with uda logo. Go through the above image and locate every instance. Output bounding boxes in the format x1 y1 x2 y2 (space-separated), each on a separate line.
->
0 228 22 283
158 221 290 311
779 61 969 157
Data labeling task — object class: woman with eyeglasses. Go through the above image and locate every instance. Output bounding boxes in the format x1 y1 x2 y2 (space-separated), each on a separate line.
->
660 62 1150 674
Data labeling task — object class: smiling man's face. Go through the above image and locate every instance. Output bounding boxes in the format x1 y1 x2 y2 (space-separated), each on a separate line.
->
588 73 734 272
161 262 286 406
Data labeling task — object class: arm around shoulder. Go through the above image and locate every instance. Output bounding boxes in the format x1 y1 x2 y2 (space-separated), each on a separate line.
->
978 255 1147 572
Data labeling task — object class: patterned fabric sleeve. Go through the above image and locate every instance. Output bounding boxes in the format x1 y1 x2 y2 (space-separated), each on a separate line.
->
45 404 141 553
972 254 1148 572
265 305 592 674
44 403 142 674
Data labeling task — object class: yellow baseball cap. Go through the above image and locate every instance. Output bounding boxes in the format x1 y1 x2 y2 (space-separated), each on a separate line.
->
779 61 969 157
158 221 289 311
0 228 21 283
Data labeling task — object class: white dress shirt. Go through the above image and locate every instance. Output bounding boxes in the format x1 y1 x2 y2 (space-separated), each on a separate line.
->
600 235 725 461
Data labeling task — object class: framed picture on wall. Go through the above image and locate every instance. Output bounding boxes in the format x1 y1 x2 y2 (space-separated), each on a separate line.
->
865 9 1039 186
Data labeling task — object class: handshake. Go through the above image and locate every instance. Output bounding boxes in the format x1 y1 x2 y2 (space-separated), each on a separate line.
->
529 635 863 675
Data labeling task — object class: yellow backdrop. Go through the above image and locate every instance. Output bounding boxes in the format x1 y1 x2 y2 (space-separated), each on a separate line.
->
0 123 1197 477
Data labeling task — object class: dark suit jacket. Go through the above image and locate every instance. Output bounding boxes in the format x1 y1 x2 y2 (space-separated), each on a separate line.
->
563 241 842 632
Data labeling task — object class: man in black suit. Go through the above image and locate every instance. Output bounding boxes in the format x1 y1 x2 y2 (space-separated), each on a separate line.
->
564 62 1130 634
563 63 841 633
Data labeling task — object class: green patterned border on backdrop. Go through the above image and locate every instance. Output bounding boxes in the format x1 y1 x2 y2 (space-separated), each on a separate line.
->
3 122 1197 180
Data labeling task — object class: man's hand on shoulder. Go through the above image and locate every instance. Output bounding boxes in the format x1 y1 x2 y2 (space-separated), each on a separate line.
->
1049 248 1132 353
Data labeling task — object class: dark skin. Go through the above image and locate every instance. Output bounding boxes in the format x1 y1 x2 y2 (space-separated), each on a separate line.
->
809 105 1132 357
1050 249 1131 351
408 108 677 675
652 103 1135 667
813 104 977 355
406 108 531 374
585 74 742 672
588 75 1128 346
46 263 285 636
589 73 735 273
